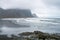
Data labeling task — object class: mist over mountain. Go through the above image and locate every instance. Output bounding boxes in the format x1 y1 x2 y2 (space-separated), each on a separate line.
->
0 8 36 18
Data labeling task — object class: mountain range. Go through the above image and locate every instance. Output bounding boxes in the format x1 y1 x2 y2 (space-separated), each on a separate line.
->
0 8 36 18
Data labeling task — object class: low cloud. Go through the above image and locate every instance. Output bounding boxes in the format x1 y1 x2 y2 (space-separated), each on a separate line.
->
0 0 60 18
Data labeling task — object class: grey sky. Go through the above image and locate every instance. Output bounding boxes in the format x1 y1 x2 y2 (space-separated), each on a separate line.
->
42 0 60 18
0 0 60 18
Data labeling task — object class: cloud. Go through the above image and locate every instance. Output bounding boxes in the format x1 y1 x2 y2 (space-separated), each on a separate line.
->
0 0 45 9
0 0 32 9
0 0 49 18
0 0 60 18
42 0 60 18
43 0 60 7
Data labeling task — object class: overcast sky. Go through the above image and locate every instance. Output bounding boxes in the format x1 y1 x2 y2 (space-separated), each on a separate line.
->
0 0 60 18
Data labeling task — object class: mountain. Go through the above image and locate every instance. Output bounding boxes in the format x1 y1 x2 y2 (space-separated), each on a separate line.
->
0 8 34 18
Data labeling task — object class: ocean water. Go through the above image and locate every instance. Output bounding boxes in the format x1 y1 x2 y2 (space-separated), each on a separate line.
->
0 18 60 36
